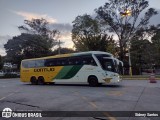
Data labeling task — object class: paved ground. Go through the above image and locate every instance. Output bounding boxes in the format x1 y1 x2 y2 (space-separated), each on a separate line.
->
0 79 160 120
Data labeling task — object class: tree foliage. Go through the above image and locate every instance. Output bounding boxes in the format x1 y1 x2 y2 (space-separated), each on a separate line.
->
0 55 3 70
4 33 54 68
95 0 158 60
19 18 59 40
18 18 60 49
151 28 160 65
72 14 117 53
130 39 154 74
4 18 60 68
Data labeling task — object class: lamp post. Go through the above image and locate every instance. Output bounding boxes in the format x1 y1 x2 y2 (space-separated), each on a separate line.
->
120 9 133 76
127 42 132 76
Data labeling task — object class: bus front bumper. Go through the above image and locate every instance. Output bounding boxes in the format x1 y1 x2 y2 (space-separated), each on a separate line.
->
103 77 122 84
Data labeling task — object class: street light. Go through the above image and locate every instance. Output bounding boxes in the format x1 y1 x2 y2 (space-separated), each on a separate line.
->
120 9 133 76
120 10 131 17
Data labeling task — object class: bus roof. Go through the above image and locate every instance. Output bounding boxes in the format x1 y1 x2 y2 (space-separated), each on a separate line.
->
22 51 113 61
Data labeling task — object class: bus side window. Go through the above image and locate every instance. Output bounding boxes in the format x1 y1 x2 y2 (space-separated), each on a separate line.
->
35 59 45 67
68 57 82 65
82 56 97 66
22 61 28 68
56 58 61 66
28 60 36 68
55 58 68 66
60 58 68 66
45 59 57 66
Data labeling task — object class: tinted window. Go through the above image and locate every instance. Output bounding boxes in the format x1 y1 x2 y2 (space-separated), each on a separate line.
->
95 54 112 58
45 57 69 66
95 55 115 72
22 60 36 68
35 59 45 67
68 57 82 65
45 59 57 66
82 55 97 66
57 58 68 66
44 55 97 67
103 59 115 71
22 61 28 68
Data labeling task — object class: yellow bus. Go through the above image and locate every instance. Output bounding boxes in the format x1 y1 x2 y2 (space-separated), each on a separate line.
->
20 51 123 86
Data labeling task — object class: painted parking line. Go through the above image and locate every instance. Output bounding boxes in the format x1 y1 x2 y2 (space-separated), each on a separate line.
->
106 91 123 96
0 90 20 101
74 91 98 109
103 112 117 120
81 96 88 101
0 97 6 101
73 91 117 120
88 101 98 109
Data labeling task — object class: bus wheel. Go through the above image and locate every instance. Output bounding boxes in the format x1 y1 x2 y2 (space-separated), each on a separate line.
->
38 76 45 85
30 77 37 85
88 76 99 87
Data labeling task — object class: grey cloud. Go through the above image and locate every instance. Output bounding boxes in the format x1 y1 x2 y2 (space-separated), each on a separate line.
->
49 23 73 41
0 35 11 48
0 35 12 56
50 23 73 32
149 9 160 25
137 8 160 26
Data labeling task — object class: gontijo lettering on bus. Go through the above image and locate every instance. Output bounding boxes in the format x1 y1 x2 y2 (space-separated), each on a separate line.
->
34 68 55 72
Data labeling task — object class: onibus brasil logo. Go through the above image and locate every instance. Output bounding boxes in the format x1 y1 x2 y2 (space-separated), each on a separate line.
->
2 108 42 118
2 108 12 118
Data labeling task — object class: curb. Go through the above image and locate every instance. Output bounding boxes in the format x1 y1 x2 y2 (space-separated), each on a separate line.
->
122 78 160 80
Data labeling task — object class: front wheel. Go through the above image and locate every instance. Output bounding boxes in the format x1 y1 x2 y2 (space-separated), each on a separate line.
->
88 76 99 87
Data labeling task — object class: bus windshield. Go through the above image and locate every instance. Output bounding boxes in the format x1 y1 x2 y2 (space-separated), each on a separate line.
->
101 58 116 72
95 54 116 72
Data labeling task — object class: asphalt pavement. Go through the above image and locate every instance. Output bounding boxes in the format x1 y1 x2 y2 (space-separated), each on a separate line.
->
0 79 160 120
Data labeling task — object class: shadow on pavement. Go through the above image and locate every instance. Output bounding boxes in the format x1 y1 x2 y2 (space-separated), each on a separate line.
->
23 83 123 88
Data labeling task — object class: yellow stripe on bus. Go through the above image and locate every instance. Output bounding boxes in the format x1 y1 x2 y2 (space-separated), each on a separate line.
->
20 66 64 82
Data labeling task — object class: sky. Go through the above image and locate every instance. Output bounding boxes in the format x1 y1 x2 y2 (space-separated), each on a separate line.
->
0 0 160 56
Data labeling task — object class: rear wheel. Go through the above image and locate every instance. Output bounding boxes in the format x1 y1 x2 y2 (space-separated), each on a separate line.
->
30 76 37 85
38 76 45 85
88 76 99 87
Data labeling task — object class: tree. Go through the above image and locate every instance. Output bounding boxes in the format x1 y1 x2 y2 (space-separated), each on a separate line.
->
0 55 3 70
72 14 117 53
4 18 59 69
95 0 158 61
18 18 60 49
152 29 160 65
4 33 54 68
19 18 59 41
130 39 154 74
